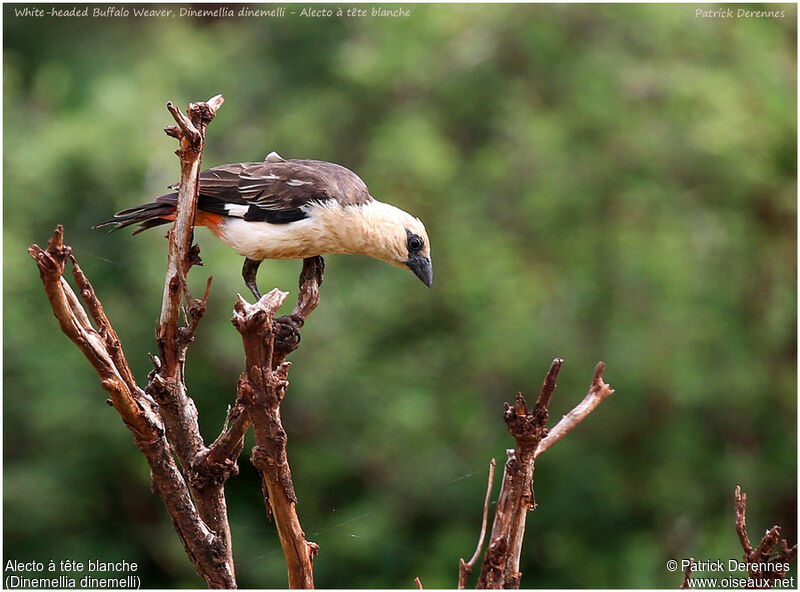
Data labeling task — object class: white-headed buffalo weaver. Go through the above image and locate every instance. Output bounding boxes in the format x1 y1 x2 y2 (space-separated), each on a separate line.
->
95 151 433 299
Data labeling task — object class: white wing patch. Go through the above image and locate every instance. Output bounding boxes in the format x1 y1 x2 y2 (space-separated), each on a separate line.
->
225 204 250 218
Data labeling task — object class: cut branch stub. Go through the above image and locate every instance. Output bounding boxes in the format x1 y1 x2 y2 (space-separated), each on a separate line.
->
535 357 563 410
232 289 289 338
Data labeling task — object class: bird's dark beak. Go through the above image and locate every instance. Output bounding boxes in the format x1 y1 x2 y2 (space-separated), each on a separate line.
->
406 254 433 288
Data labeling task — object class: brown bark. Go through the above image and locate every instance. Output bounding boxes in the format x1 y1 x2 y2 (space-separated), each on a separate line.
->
475 359 615 589
733 486 797 589
29 96 243 588
680 557 694 589
28 226 233 588
232 289 319 589
30 95 326 589
149 95 240 585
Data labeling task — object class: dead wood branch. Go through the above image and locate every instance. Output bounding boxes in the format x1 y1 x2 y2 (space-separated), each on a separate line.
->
459 459 497 589
29 226 152 439
149 94 238 587
30 96 242 588
232 289 319 589
534 362 615 459
153 94 221 478
680 557 694 589
475 359 614 589
32 95 326 589
29 226 233 588
733 486 797 588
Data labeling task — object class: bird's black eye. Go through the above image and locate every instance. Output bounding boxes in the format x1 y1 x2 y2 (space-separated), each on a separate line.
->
407 235 424 252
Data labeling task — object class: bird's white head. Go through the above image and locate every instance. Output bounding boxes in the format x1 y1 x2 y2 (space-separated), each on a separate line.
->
358 200 433 287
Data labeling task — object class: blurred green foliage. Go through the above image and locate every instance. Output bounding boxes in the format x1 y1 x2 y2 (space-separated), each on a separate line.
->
4 3 796 588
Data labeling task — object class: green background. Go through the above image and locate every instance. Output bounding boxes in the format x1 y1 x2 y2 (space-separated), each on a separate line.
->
4 3 797 588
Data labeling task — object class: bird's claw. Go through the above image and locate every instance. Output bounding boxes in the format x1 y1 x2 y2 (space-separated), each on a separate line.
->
273 314 304 354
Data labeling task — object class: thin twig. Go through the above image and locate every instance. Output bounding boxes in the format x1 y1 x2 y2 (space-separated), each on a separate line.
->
534 362 614 459
458 458 497 588
734 486 753 554
680 557 694 589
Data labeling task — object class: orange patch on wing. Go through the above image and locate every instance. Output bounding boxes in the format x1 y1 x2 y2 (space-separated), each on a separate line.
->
195 212 225 232
161 211 225 236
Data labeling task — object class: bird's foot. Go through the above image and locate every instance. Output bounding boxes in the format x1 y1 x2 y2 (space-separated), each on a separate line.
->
273 313 304 355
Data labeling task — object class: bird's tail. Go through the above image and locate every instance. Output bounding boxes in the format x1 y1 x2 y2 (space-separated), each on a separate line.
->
93 199 180 235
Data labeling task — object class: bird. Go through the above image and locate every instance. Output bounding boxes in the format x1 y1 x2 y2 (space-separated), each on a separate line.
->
95 151 432 299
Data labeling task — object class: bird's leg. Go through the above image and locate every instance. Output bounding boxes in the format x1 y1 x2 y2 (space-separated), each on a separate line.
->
272 256 325 360
294 256 325 320
242 257 262 300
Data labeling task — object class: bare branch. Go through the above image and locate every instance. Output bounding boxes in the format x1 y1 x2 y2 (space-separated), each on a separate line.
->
458 458 496 589
70 253 139 390
734 486 753 554
28 227 150 437
414 576 424 589
158 94 222 355
680 557 694 589
34 95 324 590
232 289 316 589
152 96 242 587
477 360 614 589
732 486 797 588
535 357 563 410
534 361 615 459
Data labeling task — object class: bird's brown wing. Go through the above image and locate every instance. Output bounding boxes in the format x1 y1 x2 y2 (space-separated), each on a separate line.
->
159 159 373 224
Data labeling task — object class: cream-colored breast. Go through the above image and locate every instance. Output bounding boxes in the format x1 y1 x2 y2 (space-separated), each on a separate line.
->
216 201 366 260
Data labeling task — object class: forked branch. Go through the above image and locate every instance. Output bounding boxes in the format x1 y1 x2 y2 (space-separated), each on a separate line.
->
473 359 614 589
29 225 233 588
733 486 796 588
29 96 241 588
